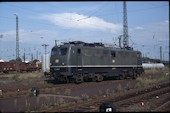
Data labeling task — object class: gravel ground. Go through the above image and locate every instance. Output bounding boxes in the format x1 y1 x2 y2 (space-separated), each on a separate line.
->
0 69 169 112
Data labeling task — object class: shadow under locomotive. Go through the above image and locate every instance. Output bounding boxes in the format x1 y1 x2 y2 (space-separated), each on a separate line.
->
45 73 137 85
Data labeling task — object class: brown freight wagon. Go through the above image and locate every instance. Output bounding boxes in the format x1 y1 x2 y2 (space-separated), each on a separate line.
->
0 62 30 73
0 62 15 73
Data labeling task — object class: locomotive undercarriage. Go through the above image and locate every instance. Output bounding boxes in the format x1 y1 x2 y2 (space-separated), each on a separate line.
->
51 67 144 84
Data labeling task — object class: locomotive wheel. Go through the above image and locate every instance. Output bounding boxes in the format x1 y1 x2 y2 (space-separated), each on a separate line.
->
74 77 83 84
74 75 84 84
92 76 97 82
96 75 103 82
65 77 70 83
119 74 125 80
132 72 137 79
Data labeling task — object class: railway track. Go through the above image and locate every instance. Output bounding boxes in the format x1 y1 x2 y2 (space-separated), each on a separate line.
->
115 86 170 112
153 101 170 112
0 78 129 99
43 81 169 112
1 70 168 99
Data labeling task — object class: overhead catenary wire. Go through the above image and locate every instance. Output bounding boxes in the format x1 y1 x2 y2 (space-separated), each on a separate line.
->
2 2 168 17
1 3 168 32
90 4 168 16
1 3 113 35
0 1 167 61
0 4 117 38
0 2 168 44
1 2 168 48
77 2 110 21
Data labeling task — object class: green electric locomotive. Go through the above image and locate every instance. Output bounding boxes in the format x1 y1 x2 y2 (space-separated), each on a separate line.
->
50 41 144 83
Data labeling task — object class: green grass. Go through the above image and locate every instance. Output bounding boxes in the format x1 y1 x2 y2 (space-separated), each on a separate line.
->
8 72 44 81
136 74 170 86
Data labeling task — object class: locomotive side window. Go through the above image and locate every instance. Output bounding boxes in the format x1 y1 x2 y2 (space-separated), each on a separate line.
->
111 51 116 57
77 49 81 54
59 48 68 56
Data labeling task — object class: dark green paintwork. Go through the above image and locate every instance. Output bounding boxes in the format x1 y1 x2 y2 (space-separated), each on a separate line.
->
50 44 142 67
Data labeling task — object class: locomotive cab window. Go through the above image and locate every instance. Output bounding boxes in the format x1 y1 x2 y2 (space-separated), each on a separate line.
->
111 51 116 57
59 48 68 56
51 48 57 55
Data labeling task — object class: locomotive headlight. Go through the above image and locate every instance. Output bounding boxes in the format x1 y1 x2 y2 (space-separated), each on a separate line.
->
112 60 115 63
55 59 59 63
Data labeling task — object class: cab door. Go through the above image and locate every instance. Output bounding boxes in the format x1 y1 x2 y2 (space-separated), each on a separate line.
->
76 48 82 74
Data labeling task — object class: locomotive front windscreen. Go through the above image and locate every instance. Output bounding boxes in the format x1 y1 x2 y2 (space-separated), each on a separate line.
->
51 48 68 56
59 48 68 56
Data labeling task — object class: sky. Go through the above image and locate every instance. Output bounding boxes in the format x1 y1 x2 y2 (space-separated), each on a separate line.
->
0 1 169 62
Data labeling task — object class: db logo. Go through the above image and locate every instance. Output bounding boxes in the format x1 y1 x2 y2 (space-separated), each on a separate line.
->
106 108 112 112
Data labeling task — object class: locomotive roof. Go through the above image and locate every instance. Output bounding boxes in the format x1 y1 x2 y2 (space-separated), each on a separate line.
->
52 41 140 53
54 41 114 48
63 41 105 47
